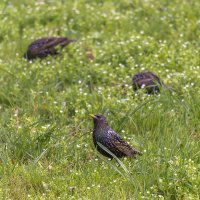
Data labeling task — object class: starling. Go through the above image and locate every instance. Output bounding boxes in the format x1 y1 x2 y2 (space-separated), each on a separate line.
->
90 114 142 159
24 37 77 60
132 71 162 94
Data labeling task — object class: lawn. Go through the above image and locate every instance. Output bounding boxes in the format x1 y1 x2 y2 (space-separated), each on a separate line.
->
0 0 199 199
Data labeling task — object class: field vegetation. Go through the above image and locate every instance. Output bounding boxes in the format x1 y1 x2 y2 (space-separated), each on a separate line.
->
0 0 199 199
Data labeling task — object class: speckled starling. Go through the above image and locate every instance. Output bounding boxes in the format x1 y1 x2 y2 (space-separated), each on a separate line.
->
132 71 162 94
24 37 77 60
90 114 142 159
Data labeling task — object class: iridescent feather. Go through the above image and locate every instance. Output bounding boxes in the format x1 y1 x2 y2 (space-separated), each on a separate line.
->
90 114 142 159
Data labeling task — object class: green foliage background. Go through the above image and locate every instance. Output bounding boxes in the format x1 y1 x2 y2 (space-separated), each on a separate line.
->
0 0 199 199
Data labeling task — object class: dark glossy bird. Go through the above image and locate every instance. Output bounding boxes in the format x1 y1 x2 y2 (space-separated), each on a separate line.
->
90 114 142 159
24 37 77 60
132 71 162 94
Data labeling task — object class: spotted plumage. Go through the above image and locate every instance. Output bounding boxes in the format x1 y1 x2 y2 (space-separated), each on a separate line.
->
24 37 77 60
132 71 162 94
90 114 142 159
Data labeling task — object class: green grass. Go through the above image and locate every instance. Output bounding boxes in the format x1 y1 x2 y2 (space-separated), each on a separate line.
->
0 0 200 199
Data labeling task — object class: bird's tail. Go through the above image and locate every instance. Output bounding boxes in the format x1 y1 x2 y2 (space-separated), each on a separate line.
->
59 38 77 47
133 148 142 156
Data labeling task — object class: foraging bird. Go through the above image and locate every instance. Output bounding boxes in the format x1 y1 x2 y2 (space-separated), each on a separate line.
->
132 72 162 94
90 114 142 159
24 37 77 60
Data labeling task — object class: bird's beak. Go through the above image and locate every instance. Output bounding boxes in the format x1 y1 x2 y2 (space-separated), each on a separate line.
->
89 114 96 119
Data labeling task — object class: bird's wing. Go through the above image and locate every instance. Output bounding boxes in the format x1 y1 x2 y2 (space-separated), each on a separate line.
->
38 37 64 50
108 129 142 157
30 37 67 50
26 37 76 59
138 78 158 87
35 38 64 56
133 72 161 87
42 37 76 49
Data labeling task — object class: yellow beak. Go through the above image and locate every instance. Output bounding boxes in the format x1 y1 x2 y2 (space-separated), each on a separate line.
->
89 114 96 119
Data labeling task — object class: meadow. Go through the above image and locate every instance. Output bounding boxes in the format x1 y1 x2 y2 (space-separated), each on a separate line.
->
0 0 200 199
